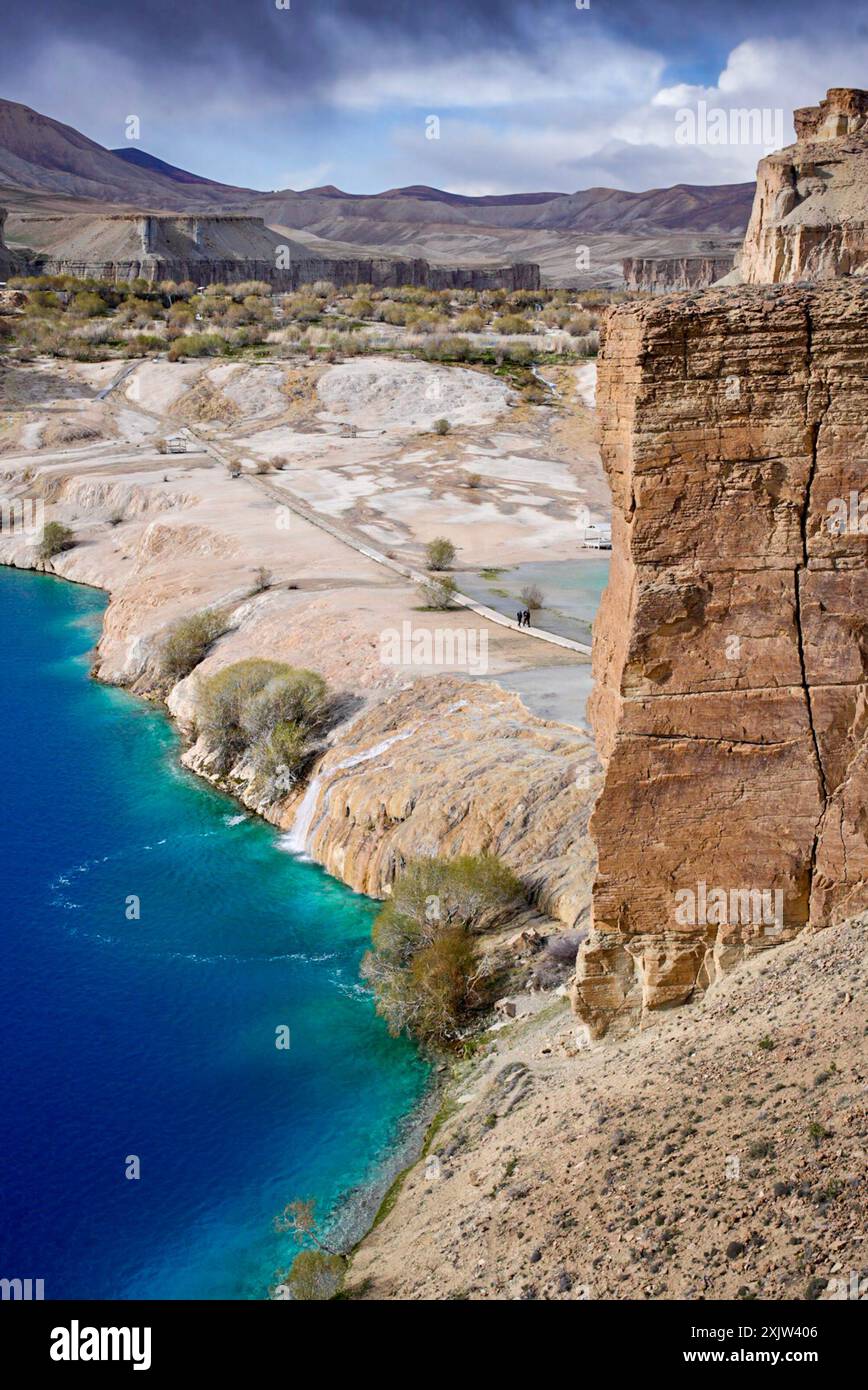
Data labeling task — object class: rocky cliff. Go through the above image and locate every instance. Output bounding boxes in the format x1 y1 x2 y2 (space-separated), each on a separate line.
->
573 282 868 1036
30 211 540 290
622 249 737 293
736 88 868 284
0 207 26 278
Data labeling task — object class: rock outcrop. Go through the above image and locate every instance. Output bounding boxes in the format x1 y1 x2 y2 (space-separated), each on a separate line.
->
736 88 868 284
622 248 738 293
573 282 868 1036
179 675 599 931
0 206 26 278
30 211 540 290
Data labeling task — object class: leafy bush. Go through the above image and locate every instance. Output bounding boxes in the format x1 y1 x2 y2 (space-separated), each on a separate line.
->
361 854 524 1045
494 314 532 335
159 608 228 683
166 333 225 361
282 1250 345 1301
423 335 472 363
433 418 451 436
418 575 457 610
425 536 455 570
242 668 327 745
37 520 75 560
455 311 485 333
197 659 327 782
71 291 110 318
256 720 309 791
272 1199 345 1300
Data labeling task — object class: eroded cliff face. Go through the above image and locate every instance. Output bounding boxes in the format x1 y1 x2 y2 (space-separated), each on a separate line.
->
574 282 868 1036
737 88 868 284
31 211 540 291
0 206 27 278
622 251 737 294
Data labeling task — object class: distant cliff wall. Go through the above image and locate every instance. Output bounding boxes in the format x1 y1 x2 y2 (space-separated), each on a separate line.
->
0 206 28 278
32 212 540 290
39 254 540 292
573 282 868 1036
622 251 737 293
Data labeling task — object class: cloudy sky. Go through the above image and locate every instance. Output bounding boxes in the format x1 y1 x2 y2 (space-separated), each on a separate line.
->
2 0 867 194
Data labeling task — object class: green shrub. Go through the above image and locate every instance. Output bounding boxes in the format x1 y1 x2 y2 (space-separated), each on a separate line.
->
197 659 327 780
424 335 472 363
72 291 110 318
361 854 524 1046
494 314 532 335
243 669 327 744
418 575 457 610
167 332 225 361
425 536 456 570
433 418 451 436
37 521 75 560
257 720 309 791
159 608 228 683
282 1250 345 1301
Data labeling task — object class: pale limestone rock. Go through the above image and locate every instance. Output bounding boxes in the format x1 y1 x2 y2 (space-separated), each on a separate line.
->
737 89 868 284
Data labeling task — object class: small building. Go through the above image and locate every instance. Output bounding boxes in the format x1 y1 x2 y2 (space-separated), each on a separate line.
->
582 522 612 550
159 434 188 455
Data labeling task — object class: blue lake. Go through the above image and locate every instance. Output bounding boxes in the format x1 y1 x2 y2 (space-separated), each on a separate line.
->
0 567 429 1298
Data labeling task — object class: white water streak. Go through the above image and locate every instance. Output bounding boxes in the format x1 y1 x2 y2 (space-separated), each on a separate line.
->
281 726 419 856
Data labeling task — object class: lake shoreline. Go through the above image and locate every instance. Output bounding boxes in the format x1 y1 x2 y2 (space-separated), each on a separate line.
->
0 561 437 1298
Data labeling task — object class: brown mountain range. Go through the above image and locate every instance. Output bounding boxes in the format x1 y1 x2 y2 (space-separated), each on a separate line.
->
0 97 756 284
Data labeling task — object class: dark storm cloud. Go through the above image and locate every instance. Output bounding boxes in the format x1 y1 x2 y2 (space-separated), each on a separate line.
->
2 0 864 191
0 0 561 94
3 0 858 96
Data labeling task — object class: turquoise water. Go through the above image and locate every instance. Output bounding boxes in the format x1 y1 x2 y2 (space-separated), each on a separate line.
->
0 568 429 1299
461 558 610 644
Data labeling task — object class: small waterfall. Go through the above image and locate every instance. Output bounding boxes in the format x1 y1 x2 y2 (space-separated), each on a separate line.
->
282 770 328 855
281 726 419 857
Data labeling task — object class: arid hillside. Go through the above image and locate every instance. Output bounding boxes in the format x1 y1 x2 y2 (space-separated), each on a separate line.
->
0 98 754 286
352 915 867 1301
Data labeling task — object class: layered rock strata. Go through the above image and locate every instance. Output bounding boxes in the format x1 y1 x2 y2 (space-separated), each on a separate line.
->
29 212 540 290
573 282 868 1035
622 250 737 293
737 88 868 284
0 206 26 278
